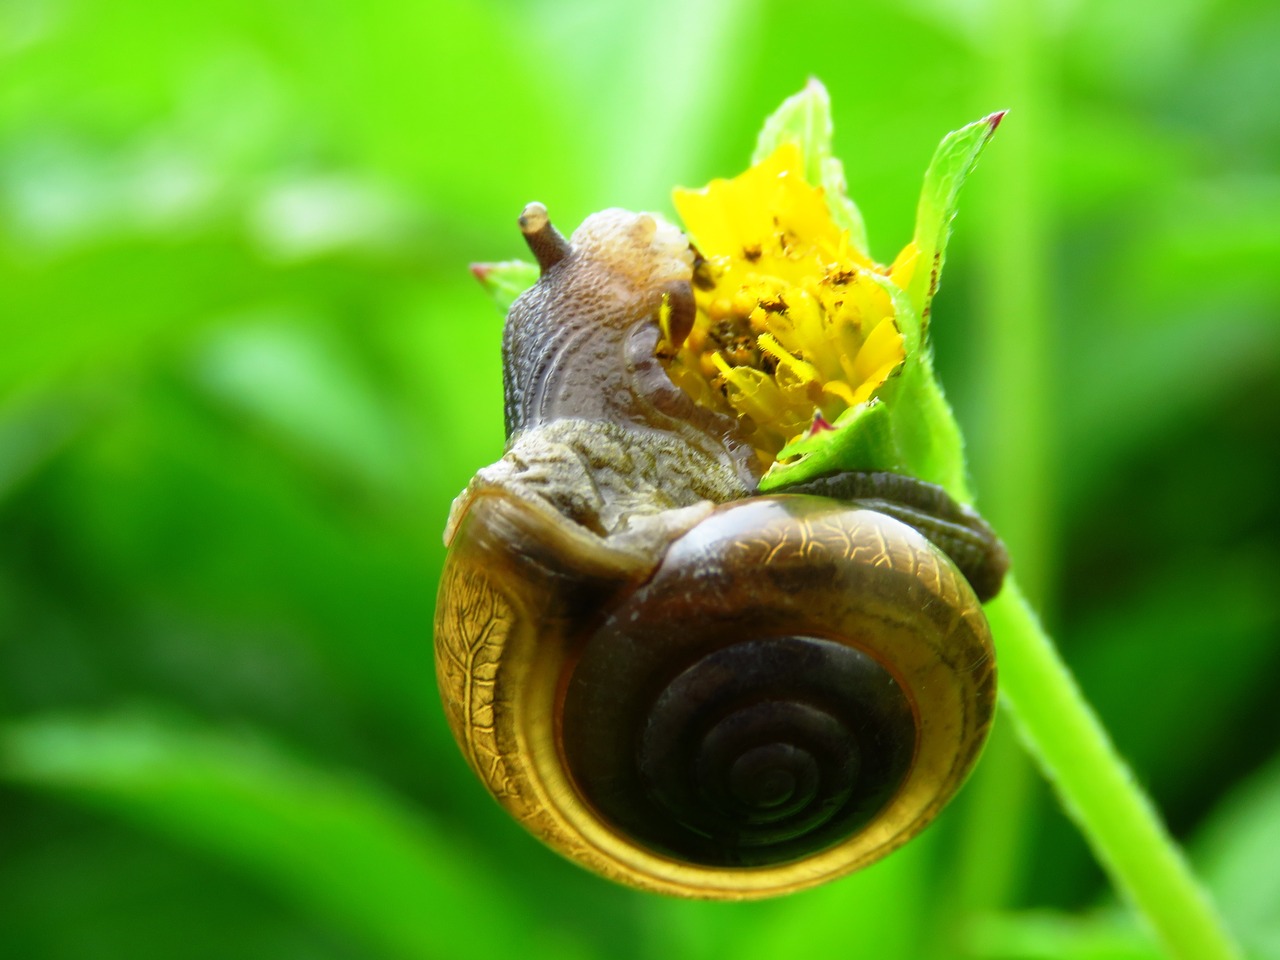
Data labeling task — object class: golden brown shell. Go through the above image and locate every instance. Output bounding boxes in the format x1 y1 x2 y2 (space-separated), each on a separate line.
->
436 491 995 898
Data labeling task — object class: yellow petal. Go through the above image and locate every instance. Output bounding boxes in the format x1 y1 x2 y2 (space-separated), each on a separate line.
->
889 241 919 291
822 380 859 407
854 316 906 384
674 143 842 261
666 139 908 466
848 357 902 406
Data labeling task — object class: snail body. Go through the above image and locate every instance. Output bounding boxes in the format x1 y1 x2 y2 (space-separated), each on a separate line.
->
435 204 1004 898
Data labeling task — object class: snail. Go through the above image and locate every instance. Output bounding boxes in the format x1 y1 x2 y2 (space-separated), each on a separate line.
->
434 202 1007 899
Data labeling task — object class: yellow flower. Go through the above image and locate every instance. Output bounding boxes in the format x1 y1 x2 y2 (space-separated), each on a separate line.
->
665 142 912 468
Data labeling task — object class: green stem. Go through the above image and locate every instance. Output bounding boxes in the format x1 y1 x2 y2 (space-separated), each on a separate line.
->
988 580 1242 960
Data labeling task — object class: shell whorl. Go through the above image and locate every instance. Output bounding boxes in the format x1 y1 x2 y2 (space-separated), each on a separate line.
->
564 634 916 867
435 493 996 897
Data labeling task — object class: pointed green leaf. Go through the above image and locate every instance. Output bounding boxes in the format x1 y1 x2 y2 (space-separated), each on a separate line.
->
904 111 1005 324
752 78 870 254
471 259 539 314
759 400 903 491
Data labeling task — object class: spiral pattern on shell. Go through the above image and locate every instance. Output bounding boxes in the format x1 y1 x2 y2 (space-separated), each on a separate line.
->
550 495 995 884
565 632 916 867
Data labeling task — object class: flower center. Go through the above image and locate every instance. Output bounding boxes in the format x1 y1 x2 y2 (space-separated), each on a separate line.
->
663 143 908 468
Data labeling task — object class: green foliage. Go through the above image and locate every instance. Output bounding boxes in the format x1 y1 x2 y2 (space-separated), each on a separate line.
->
905 111 1003 326
2 1 1279 958
473 261 541 315
0 712 589 960
764 400 906 492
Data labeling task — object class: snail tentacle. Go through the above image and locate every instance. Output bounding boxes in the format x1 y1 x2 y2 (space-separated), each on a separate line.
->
518 201 571 271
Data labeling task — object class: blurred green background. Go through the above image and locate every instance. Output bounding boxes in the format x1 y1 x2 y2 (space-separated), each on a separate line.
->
2 0 1278 957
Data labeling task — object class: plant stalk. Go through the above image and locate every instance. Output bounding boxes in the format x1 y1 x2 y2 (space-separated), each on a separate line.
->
988 580 1242 960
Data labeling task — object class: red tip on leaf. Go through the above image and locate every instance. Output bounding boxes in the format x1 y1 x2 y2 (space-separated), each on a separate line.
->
986 110 1008 133
470 262 493 284
807 413 836 436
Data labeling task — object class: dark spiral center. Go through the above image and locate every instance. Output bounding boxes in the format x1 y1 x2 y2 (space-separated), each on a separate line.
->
561 636 916 868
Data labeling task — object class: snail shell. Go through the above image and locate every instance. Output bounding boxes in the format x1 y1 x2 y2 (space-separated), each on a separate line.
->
435 204 1003 899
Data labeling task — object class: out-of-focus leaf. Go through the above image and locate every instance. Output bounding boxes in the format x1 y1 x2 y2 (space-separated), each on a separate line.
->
967 910 1161 960
1193 753 1280 960
1074 556 1280 804
714 833 935 960
751 78 870 253
0 713 589 960
643 860 932 960
248 175 414 263
1059 313 1278 512
0 390 93 503
189 314 407 493
471 260 538 315
0 800 369 960
525 0 760 210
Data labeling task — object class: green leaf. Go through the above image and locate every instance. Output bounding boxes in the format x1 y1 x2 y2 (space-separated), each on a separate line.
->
967 910 1161 960
0 390 92 505
0 713 589 960
190 315 406 493
758 400 903 491
752 78 870 254
905 111 1006 324
471 259 539 314
1193 752 1280 959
